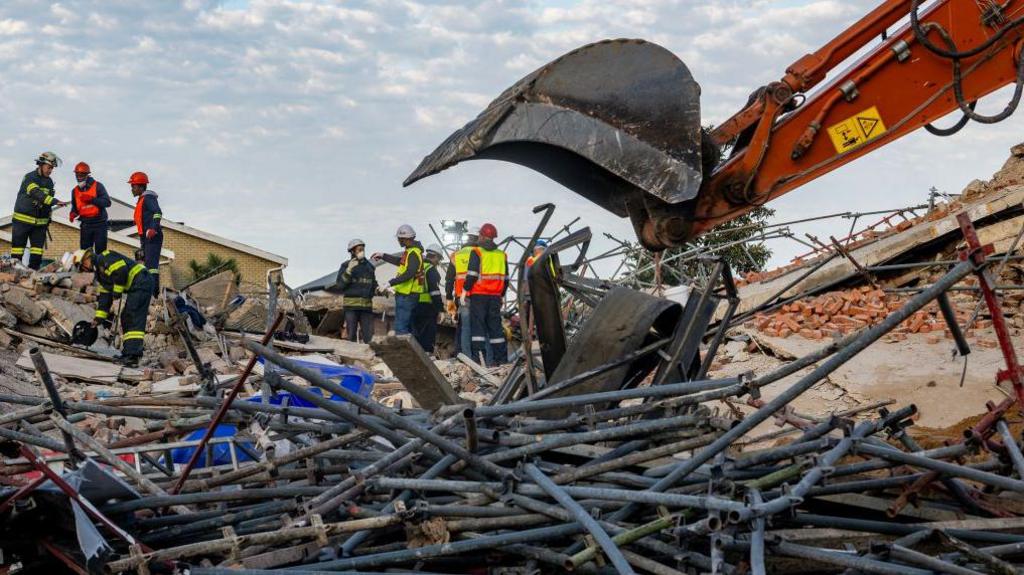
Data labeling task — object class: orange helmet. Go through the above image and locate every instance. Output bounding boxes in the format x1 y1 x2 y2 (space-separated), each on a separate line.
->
127 171 149 185
479 223 498 239
74 162 90 174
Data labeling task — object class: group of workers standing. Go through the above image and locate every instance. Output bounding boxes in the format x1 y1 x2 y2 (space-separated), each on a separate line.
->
329 222 511 366
12 152 164 367
12 152 525 369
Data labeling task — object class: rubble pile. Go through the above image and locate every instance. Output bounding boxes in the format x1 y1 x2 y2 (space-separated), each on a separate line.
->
3 153 1024 573
748 283 1005 347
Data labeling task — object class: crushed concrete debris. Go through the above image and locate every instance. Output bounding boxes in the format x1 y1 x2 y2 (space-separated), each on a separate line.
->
4 147 1024 574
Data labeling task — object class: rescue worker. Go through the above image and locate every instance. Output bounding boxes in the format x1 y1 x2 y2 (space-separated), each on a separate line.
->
372 225 424 336
412 244 444 353
71 248 154 367
328 238 378 344
463 223 509 366
129 171 162 295
13 152 66 269
444 228 479 357
69 162 111 253
524 239 548 276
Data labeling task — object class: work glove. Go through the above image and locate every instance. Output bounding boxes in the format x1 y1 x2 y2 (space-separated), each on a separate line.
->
69 212 77 223
145 228 157 240
459 293 467 307
346 259 359 272
383 285 395 297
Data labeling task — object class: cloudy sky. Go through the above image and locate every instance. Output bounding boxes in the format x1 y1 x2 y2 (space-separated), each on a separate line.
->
1 0 1022 284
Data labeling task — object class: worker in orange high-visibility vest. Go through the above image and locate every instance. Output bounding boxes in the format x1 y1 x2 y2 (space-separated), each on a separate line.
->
129 171 162 296
444 227 479 357
69 162 112 253
463 222 508 366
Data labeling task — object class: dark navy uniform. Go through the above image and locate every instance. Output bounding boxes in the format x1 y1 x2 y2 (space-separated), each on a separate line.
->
12 170 57 269
93 250 154 361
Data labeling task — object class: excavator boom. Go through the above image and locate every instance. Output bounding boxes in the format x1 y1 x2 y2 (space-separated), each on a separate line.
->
405 0 1024 250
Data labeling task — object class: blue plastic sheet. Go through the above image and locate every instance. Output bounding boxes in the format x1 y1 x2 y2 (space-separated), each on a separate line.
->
170 362 374 468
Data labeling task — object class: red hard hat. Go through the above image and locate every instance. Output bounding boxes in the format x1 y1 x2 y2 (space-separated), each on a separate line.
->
479 223 498 239
128 171 149 185
74 162 90 174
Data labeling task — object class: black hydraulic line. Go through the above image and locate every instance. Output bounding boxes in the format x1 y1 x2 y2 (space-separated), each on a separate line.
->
925 101 977 136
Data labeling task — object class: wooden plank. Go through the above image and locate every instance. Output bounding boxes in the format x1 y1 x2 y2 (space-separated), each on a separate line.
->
371 335 461 410
16 350 139 383
456 353 502 387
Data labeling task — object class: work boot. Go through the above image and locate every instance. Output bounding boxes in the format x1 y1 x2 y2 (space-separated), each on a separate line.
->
115 354 140 368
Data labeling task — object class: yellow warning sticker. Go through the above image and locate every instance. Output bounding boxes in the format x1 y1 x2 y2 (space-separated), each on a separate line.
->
826 106 887 154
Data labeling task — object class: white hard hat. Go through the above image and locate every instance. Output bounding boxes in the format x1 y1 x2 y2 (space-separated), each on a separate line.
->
37 151 62 168
347 238 365 251
426 244 443 256
71 249 91 266
396 224 416 239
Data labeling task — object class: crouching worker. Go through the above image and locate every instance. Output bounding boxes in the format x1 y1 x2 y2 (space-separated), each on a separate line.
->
72 248 154 367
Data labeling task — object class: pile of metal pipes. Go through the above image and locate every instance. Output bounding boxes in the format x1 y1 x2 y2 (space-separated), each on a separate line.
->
2 222 1024 573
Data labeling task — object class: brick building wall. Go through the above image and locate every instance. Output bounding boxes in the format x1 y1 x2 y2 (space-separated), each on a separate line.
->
160 227 282 290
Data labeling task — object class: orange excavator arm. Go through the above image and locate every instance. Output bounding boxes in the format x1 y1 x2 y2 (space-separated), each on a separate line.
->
697 0 1024 240
406 0 1024 250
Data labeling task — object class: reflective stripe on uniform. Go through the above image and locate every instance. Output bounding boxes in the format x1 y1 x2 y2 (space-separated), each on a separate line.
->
42 195 53 205
96 285 110 294
471 336 486 342
10 248 24 255
152 214 161 219
95 310 109 319
429 290 441 296
13 212 48 225
489 337 506 344
29 248 44 255
466 271 479 277
452 246 477 297
148 268 159 273
471 248 507 296
113 284 126 293
126 263 145 288
123 331 145 340
105 260 126 275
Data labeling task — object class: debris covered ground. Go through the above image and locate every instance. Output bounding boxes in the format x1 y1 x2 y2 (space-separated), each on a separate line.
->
3 150 1024 573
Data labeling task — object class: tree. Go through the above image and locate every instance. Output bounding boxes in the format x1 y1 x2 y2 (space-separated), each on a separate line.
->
621 205 775 289
188 253 240 283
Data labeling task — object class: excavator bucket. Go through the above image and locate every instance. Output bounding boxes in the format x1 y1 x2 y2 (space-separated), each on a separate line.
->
403 39 705 218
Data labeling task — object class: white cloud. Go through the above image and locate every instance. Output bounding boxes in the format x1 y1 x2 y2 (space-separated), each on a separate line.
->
0 18 27 35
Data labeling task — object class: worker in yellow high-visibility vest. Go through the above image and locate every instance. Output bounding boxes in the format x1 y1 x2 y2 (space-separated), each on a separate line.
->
444 227 479 357
412 244 444 353
463 222 508 366
373 224 424 336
